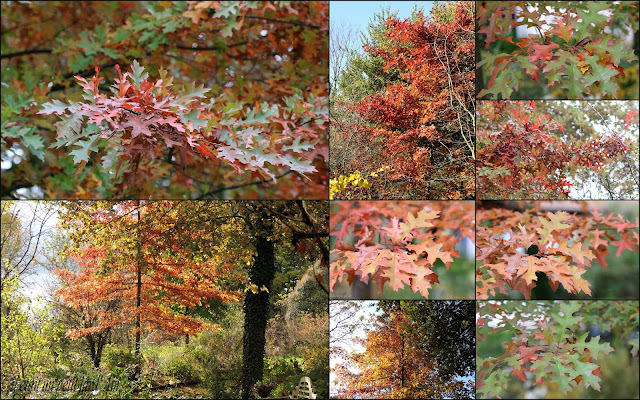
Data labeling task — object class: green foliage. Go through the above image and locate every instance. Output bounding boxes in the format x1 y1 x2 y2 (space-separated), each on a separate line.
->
165 358 199 383
103 345 143 371
188 307 243 399
1 276 64 393
477 1 639 99
477 301 638 398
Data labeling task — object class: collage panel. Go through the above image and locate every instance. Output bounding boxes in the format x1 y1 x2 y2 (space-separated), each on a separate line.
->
1 1 328 200
476 1 639 100
477 300 640 399
329 1 475 200
330 201 475 300
476 100 639 200
0 200 329 399
330 300 475 399
476 200 640 300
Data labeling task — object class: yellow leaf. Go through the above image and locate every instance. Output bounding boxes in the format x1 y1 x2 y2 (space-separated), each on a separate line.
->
578 61 589 74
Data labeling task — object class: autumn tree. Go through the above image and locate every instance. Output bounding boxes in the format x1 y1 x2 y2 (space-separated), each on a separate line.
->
55 201 247 367
532 101 639 199
330 1 475 199
54 200 329 397
333 301 474 399
477 101 636 199
1 1 328 199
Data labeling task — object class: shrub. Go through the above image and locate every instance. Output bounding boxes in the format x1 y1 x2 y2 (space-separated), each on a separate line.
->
165 358 198 383
103 345 142 371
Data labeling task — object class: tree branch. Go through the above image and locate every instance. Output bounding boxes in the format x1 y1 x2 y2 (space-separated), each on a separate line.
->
175 40 248 51
244 15 321 29
1 48 52 59
197 170 293 199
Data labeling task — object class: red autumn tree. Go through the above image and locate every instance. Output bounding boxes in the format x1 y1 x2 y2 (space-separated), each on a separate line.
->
477 101 632 199
330 1 475 199
55 201 247 358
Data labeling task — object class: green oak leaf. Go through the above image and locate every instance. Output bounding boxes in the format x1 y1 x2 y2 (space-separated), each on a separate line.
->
39 99 71 115
55 111 84 140
575 3 610 31
478 65 517 99
564 55 586 99
565 352 602 391
283 137 316 153
181 109 207 130
550 356 576 394
130 59 149 87
554 302 582 333
602 38 638 66
1 124 45 161
583 60 620 98
214 1 239 18
568 333 613 360
176 82 211 105
220 17 239 38
530 357 550 383
69 135 100 164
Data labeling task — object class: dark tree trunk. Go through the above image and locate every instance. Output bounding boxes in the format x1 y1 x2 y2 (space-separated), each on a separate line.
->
94 330 109 368
136 207 142 358
134 202 143 378
241 214 275 399
400 334 405 389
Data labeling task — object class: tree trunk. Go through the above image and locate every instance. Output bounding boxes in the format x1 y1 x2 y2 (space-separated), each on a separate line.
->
135 206 142 357
134 202 142 377
400 334 405 389
241 214 275 399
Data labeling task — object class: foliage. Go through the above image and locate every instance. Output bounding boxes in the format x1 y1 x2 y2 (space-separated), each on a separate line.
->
329 166 390 200
477 1 639 99
1 1 328 199
189 307 243 399
55 201 246 342
165 358 199 383
398 300 475 379
330 1 475 199
333 300 474 399
477 301 639 398
476 204 640 299
265 311 329 398
1 276 63 387
477 101 635 199
103 345 143 371
525 101 639 200
330 201 474 299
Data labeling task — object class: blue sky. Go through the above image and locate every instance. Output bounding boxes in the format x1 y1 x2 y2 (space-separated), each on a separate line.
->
330 1 433 33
